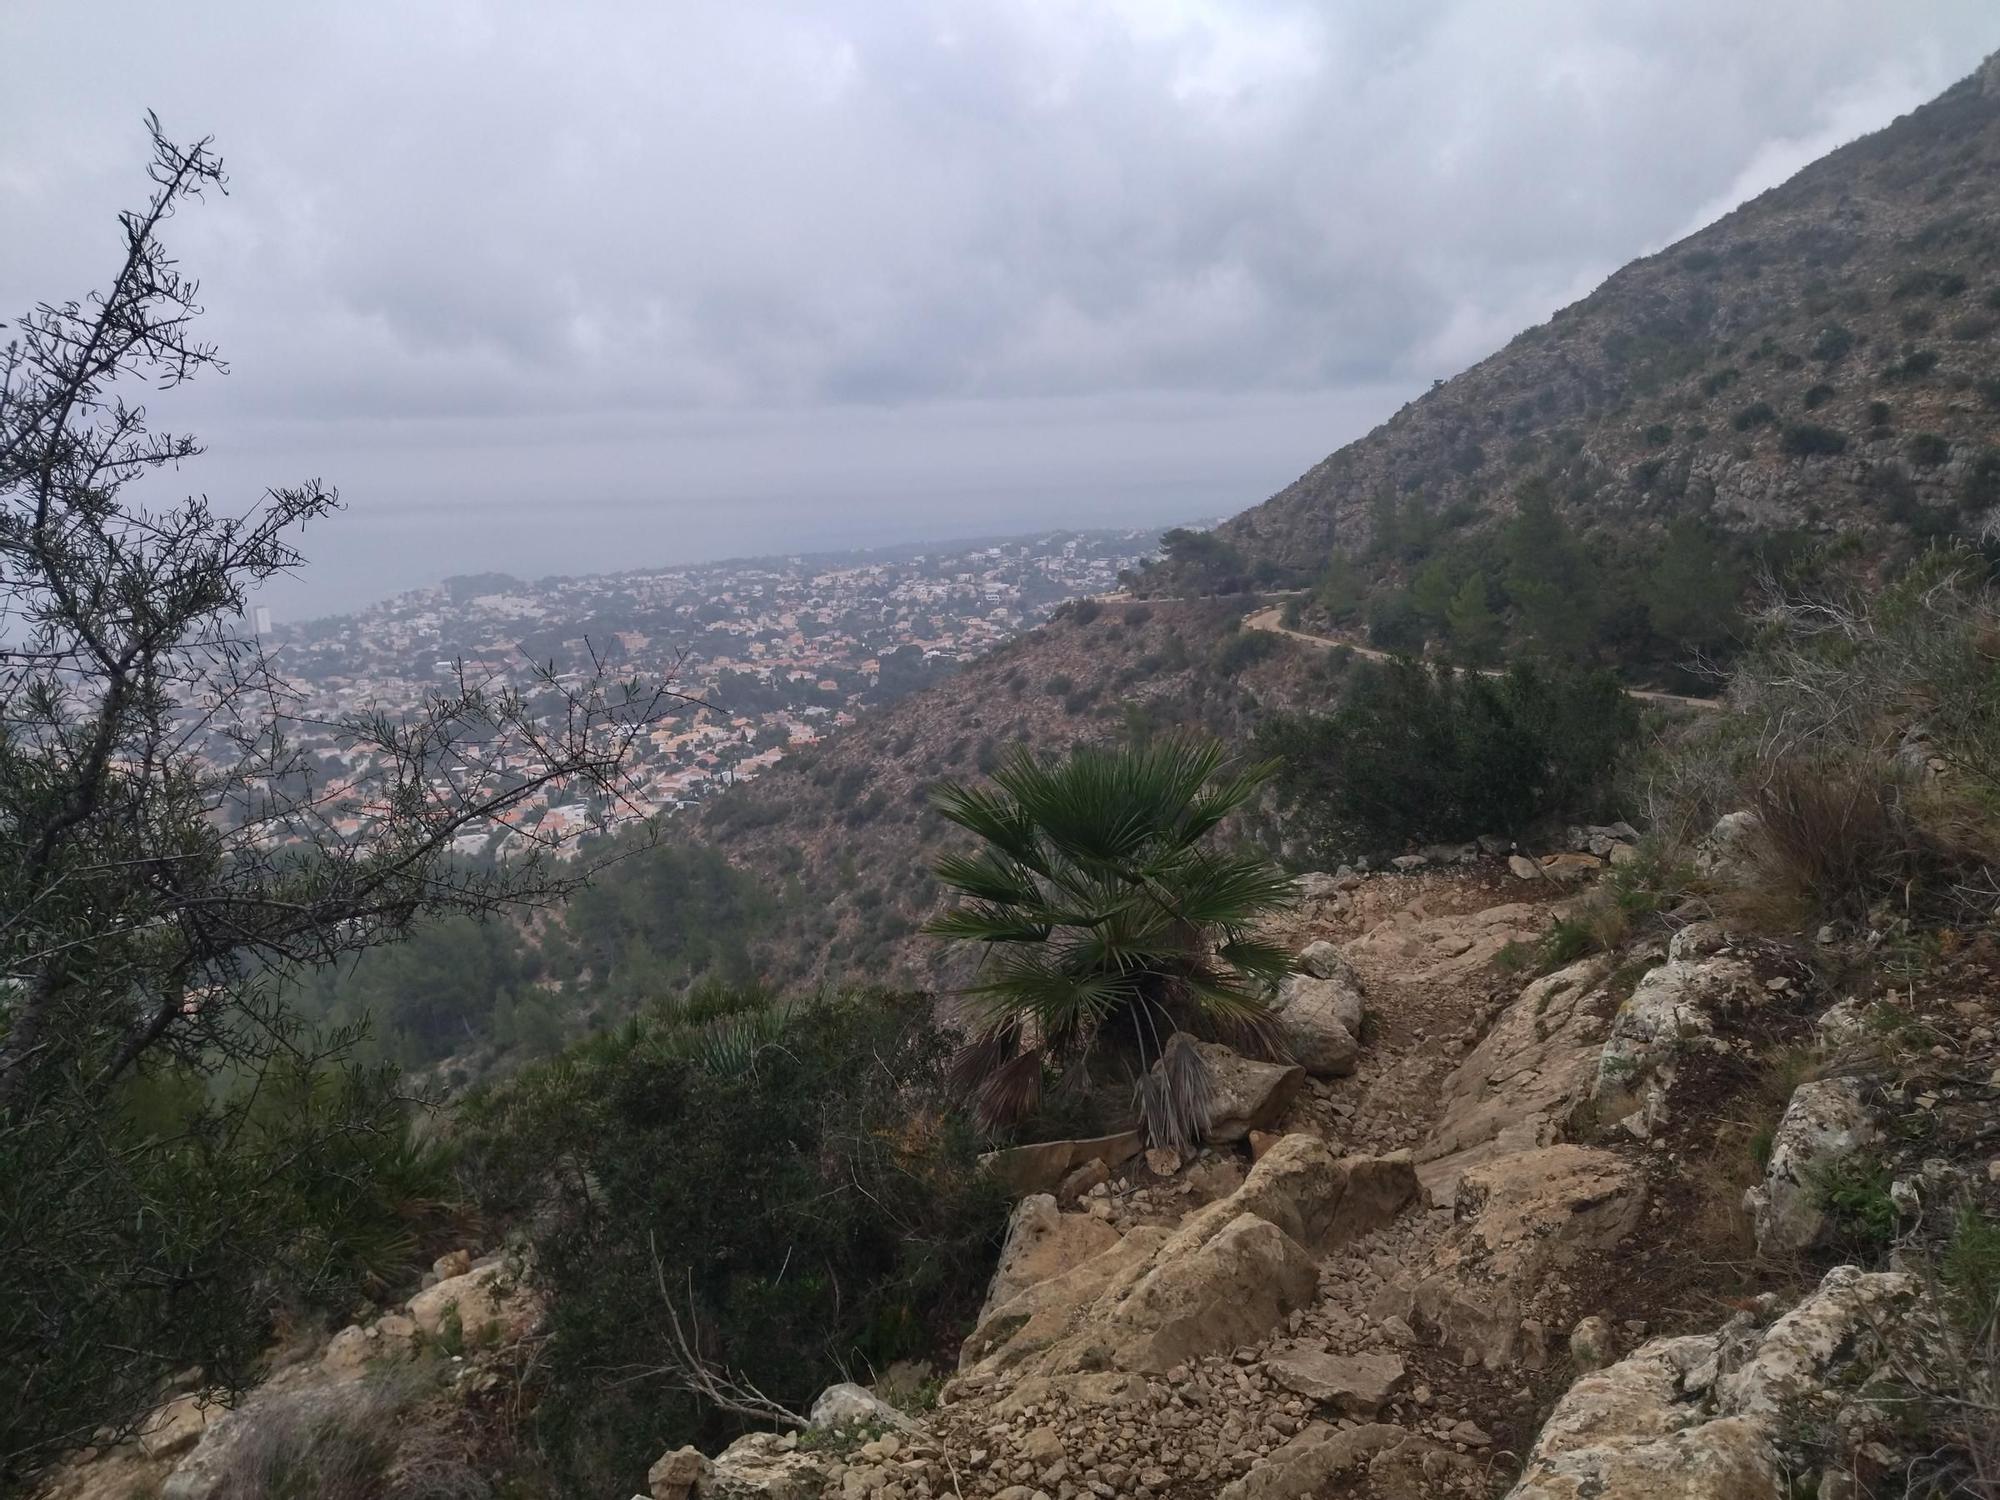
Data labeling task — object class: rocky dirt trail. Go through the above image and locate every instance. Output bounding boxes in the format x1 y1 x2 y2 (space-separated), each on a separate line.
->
665 828 1988 1500
660 859 1604 1500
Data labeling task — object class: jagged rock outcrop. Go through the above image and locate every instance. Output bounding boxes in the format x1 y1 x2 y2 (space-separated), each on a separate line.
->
1271 943 1365 1076
1744 1076 1879 1255
1418 955 1615 1205
1410 1145 1648 1370
980 1193 1123 1321
1506 1267 1924 1499
1591 955 1756 1137
960 1135 1416 1382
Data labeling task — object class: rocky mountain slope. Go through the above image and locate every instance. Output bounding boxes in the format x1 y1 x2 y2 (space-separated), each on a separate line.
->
1219 51 2000 571
685 53 2000 1001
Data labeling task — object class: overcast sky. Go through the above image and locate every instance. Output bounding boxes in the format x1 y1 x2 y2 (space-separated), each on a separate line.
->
4 4 1997 617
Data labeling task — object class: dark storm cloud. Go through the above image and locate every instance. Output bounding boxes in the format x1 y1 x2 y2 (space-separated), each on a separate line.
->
2 2 1997 612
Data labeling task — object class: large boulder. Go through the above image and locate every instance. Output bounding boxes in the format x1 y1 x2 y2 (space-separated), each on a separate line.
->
979 1193 1122 1322
404 1254 542 1346
1506 1267 1922 1499
695 1432 825 1499
961 1135 1417 1380
1218 1422 1409 1500
807 1381 917 1434
1272 963 1364 1077
1413 1145 1648 1369
1103 1211 1319 1372
1223 1133 1417 1252
1156 1035 1304 1144
1744 1077 1879 1255
1419 956 1614 1206
1591 957 1755 1136
1264 1347 1407 1416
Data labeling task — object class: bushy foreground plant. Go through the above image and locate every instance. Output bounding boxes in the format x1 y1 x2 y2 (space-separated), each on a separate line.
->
924 738 1294 1151
456 991 1006 1497
1645 547 2000 925
1 123 677 1478
1256 657 1639 860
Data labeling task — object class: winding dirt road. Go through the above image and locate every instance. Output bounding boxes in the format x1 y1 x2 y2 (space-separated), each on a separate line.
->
1241 605 1723 712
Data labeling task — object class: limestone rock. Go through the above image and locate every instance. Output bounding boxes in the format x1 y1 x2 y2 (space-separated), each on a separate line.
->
1346 901 1547 984
1264 1347 1407 1415
1414 1145 1647 1369
649 1444 710 1499
699 1432 825 1499
1369 1433 1479 1498
432 1248 472 1280
1591 956 1753 1134
1508 854 1544 880
808 1381 917 1434
1507 1267 1921 1499
1695 810 1763 885
1272 967 1364 1077
136 1394 217 1459
1419 956 1613 1206
405 1255 542 1346
982 1194 1122 1323
1218 1422 1407 1500
963 1136 1399 1379
1569 1315 1617 1372
1104 1211 1319 1372
1218 1134 1418 1252
319 1324 373 1381
978 1129 1143 1197
1744 1077 1878 1255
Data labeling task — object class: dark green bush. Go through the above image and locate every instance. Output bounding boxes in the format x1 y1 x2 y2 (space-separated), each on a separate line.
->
1733 401 1779 431
1909 433 1951 467
1209 627 1280 675
1782 423 1849 457
1256 659 1638 859
458 993 1005 1496
1802 383 1836 409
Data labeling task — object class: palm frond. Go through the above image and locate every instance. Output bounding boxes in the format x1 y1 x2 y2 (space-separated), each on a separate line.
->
973 1047 1045 1131
1136 1032 1213 1156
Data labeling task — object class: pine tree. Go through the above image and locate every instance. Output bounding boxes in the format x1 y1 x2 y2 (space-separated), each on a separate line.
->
1446 572 1504 665
1503 484 1597 661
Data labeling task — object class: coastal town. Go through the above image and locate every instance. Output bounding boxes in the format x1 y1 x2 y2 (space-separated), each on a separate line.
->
238 528 1162 859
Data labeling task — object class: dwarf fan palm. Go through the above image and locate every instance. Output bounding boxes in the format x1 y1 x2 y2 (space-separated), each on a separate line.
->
925 736 1295 1152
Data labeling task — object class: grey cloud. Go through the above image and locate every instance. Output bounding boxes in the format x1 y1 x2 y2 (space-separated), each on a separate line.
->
1 1 1996 612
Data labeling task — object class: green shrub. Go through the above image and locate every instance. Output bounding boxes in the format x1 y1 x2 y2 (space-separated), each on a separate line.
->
1811 326 1855 363
1257 659 1639 859
1802 383 1836 409
1908 433 1951 467
1810 1152 1897 1248
1209 627 1280 675
1781 423 1848 457
1733 401 1779 431
458 995 1006 1495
